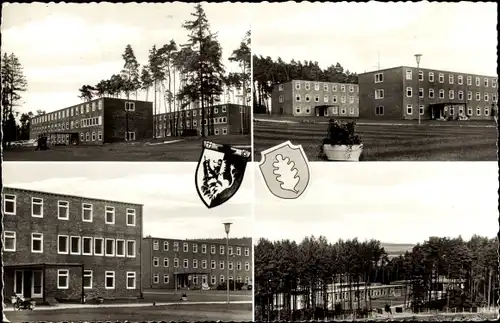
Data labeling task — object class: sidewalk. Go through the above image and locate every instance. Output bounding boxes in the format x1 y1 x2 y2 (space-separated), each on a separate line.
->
3 300 252 312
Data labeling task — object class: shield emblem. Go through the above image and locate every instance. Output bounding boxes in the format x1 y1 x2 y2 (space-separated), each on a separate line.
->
259 141 310 199
195 141 251 208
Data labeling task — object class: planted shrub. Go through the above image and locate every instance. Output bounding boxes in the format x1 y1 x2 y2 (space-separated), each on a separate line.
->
318 118 362 158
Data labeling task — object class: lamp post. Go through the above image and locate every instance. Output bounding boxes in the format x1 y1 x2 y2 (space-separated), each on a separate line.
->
224 222 232 304
414 54 422 125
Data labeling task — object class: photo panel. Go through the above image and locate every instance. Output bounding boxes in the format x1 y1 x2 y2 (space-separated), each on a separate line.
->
252 2 497 162
2 162 253 322
1 2 251 162
253 162 498 321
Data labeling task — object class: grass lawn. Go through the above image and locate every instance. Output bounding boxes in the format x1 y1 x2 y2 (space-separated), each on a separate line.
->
253 120 497 161
3 134 251 162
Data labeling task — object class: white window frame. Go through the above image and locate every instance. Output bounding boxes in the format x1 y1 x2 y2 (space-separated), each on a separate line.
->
222 127 228 135
323 84 329 91
244 248 249 256
174 258 179 268
484 93 489 102
164 257 169 267
449 74 454 84
476 92 481 101
57 270 69 289
83 270 93 289
220 261 224 270
418 88 424 98
428 72 434 82
418 71 424 81
125 102 136 112
116 239 126 257
81 236 93 256
31 233 43 253
31 197 44 218
183 259 189 268
458 75 463 85
94 237 104 256
105 206 115 224
467 106 473 116
449 90 454 100
485 107 490 116
174 242 179 251
295 82 300 90
70 236 81 255
211 260 216 269
202 260 207 269
340 85 346 92
3 231 16 252
193 244 198 253
220 245 225 255
105 271 115 289
278 84 284 91
58 200 69 220
126 208 136 226
245 261 250 271
202 244 207 253
476 106 482 116
126 272 136 289
484 78 489 87
374 73 384 83
211 245 216 254
236 247 241 255
468 91 473 101
439 73 444 83
429 88 435 98
323 95 329 103
278 95 284 103
57 235 69 254
314 82 319 91
419 105 425 116
405 69 412 80
476 77 480 86
153 240 159 250
153 257 159 267
105 238 115 257
439 89 445 99
458 91 464 101
467 76 472 85
407 104 413 115
375 89 384 99
406 87 412 98
183 243 189 252
193 259 198 269
82 203 93 222
220 275 225 283
127 240 136 257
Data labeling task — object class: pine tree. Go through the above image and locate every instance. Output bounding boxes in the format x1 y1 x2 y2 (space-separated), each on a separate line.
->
121 44 140 140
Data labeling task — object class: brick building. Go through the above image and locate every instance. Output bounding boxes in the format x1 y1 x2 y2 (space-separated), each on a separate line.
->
271 80 360 118
358 66 498 120
2 187 143 304
141 237 252 290
153 103 251 138
29 98 153 145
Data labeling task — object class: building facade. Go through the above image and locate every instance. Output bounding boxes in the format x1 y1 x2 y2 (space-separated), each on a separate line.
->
2 187 143 303
29 98 153 145
359 66 498 120
142 237 252 290
153 103 250 138
271 80 360 118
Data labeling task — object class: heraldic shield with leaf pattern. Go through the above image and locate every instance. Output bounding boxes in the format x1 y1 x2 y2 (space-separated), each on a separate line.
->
195 141 251 208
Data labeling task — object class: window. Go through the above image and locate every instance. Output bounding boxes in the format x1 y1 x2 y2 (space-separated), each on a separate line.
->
202 244 207 253
476 92 481 101
278 84 284 91
439 89 445 99
340 85 346 92
164 274 169 284
126 132 136 141
174 258 179 268
476 77 480 86
31 233 43 253
211 260 216 269
83 270 92 289
467 76 472 85
458 91 464 100
439 73 444 83
419 105 424 116
236 247 241 255
31 197 43 217
94 238 104 256
193 259 198 268
127 272 136 289
127 240 136 257
220 245 225 255
375 106 384 116
477 106 482 116
245 261 250 271
467 106 473 116
183 259 189 268
211 276 216 285
349 85 354 93
429 89 435 98
80 236 92 255
92 132 96 141
163 257 169 267
81 133 84 141
153 274 159 284
468 91 473 101
82 203 93 222
305 94 310 102
86 132 90 141
405 69 412 80
221 106 226 113
192 244 198 253
202 260 207 269
105 271 115 289
493 79 497 88
220 261 225 270
374 73 384 83
429 72 434 82
332 84 338 91
70 236 81 255
406 87 412 97
58 201 69 220
332 95 337 103
493 93 497 102
407 104 413 115
323 95 329 103
484 78 489 87
418 71 424 81
58 270 69 289
458 75 463 85
105 238 115 256
163 241 169 251
229 262 234 270
183 243 189 252
153 257 159 267
105 206 115 224
211 245 216 254
448 90 454 100
314 82 319 91
279 95 284 103
341 96 346 103
3 194 16 215
244 248 249 256
222 128 227 135
332 106 338 114
485 107 490 116
125 102 135 111
484 93 489 101
449 74 454 84
375 89 384 99
3 231 16 251
295 82 300 90
323 84 329 91
220 275 225 283
153 240 159 250
126 208 136 226
174 242 179 251
116 239 125 257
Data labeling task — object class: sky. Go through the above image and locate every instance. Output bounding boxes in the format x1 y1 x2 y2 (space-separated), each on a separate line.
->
2 162 253 239
254 162 499 245
252 1 498 76
1 2 251 116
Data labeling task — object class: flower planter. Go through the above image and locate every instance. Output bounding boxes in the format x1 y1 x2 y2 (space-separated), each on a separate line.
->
323 144 363 161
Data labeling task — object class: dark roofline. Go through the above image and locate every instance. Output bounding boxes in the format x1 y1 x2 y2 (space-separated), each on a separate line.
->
4 262 84 269
3 186 144 207
143 236 251 247
275 80 358 86
360 65 497 78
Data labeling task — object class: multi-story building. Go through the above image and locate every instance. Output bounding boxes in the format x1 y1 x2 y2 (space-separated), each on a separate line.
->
153 103 250 138
271 80 360 118
142 237 252 290
2 187 143 304
359 66 498 120
29 98 154 145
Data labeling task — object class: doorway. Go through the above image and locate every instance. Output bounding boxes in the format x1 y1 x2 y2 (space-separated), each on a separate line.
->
316 107 327 117
14 270 43 299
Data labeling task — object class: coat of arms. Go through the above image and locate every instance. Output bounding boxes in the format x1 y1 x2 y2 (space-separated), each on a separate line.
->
195 141 250 208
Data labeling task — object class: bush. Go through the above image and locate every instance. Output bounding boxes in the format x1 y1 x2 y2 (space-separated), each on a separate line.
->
216 281 244 291
181 129 198 137
318 118 362 158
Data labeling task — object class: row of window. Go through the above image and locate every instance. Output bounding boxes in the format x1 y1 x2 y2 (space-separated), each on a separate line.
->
31 100 106 125
152 256 251 271
375 105 492 117
152 273 250 286
32 116 103 134
375 88 498 102
2 195 137 225
155 106 229 120
156 117 228 130
295 106 356 116
155 127 227 137
278 82 358 93
153 240 250 256
57 269 136 290
375 71 497 87
3 231 137 257
290 94 358 104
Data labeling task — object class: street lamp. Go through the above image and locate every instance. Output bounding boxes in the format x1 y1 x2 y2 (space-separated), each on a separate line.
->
224 222 232 304
414 54 423 125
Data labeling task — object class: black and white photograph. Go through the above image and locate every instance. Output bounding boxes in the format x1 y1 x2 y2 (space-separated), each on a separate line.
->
252 2 498 161
253 162 498 321
1 2 251 162
2 162 253 322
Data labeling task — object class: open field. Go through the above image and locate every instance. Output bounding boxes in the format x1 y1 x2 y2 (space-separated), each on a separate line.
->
2 134 251 162
4 302 252 322
253 119 497 161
